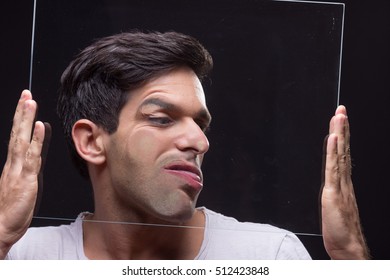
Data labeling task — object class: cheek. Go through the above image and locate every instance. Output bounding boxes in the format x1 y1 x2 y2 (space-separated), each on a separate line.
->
127 129 164 161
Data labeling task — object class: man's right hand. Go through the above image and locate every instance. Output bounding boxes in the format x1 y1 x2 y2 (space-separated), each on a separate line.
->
0 90 47 259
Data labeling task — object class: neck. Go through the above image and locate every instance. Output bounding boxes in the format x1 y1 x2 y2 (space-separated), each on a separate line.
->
83 208 205 260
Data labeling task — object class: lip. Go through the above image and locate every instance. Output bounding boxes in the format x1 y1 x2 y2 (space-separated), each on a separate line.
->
163 162 203 189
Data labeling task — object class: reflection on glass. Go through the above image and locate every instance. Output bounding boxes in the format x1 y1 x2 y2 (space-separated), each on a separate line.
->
30 0 344 236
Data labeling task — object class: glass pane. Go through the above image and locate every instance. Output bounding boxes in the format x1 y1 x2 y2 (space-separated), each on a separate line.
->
30 0 344 239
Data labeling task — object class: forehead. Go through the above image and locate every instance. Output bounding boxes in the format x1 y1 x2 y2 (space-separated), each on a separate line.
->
126 68 208 110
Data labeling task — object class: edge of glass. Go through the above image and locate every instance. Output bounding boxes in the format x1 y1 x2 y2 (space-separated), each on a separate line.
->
273 0 344 6
28 0 345 105
28 0 346 234
28 0 37 91
273 0 345 106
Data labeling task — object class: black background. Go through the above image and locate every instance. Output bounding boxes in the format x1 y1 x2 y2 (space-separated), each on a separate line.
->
0 0 389 259
29 0 343 243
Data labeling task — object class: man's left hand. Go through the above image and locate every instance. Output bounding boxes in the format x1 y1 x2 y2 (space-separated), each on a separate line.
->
320 105 370 259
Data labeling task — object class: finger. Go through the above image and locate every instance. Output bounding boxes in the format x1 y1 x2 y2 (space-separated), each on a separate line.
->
344 115 351 159
335 104 347 115
342 112 352 186
7 90 33 162
40 122 52 173
21 121 45 181
334 114 346 159
10 99 38 171
335 115 354 191
329 116 335 134
34 122 52 216
16 122 45 219
329 105 347 134
334 105 350 156
324 133 340 194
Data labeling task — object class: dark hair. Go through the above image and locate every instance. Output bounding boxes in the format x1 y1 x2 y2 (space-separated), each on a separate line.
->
57 31 213 179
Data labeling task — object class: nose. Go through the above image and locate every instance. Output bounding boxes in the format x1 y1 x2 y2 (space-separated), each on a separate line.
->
175 118 209 155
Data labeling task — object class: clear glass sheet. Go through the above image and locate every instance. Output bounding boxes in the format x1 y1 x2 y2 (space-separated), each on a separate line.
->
30 0 344 237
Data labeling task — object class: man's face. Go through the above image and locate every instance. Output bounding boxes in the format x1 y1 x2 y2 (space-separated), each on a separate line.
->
103 67 211 224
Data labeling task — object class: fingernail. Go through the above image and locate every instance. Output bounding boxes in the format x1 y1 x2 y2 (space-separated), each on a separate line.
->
20 90 32 101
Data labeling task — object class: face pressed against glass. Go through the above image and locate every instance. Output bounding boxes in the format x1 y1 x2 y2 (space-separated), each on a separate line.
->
96 67 212 225
29 1 345 236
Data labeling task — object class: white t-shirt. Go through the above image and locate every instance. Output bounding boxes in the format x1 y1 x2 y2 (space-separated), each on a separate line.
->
6 207 311 260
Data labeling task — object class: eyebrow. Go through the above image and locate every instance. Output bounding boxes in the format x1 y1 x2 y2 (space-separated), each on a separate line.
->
139 97 212 127
139 98 175 111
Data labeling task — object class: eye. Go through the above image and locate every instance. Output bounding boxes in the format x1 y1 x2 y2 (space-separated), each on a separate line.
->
148 116 173 126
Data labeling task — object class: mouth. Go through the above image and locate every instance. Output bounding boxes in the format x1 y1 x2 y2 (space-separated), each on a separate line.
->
164 162 203 189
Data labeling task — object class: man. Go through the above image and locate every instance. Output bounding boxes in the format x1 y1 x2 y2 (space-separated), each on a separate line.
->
0 31 369 259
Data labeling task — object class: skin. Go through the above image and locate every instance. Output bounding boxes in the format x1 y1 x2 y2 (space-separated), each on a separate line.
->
321 106 370 259
0 90 45 258
0 69 369 259
74 68 210 259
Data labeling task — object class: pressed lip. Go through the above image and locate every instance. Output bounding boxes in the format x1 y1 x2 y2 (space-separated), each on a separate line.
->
163 162 203 184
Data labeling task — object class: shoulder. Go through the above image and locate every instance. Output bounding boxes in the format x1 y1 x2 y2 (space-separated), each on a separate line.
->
199 208 311 260
6 213 87 260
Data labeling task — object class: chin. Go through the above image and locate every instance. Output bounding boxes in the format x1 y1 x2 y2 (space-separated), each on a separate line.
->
155 202 197 224
149 186 200 224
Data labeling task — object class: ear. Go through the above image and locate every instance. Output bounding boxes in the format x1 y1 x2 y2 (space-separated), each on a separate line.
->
72 119 106 165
